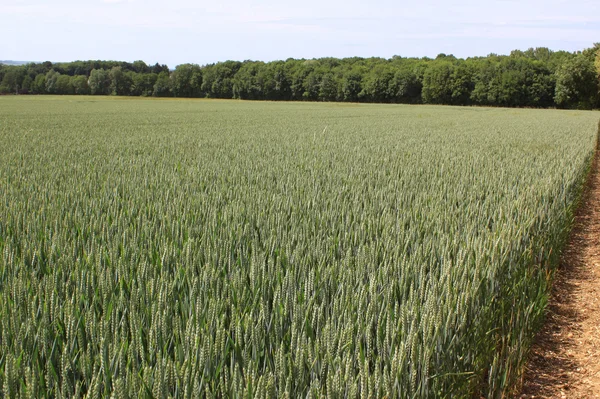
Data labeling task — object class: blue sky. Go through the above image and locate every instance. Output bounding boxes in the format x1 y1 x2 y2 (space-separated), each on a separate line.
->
2 0 599 67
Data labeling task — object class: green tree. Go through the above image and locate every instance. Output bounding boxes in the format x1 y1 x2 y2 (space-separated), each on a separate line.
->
201 61 241 98
172 64 203 98
555 54 599 109
449 62 475 105
21 75 33 93
131 73 157 96
32 74 46 94
422 61 454 104
287 60 312 100
319 72 339 101
361 64 394 102
302 68 323 101
258 61 291 100
151 62 169 74
340 69 363 102
72 75 90 94
469 57 553 107
595 44 600 71
132 60 150 74
232 62 264 100
88 69 111 95
528 72 555 108
109 66 133 95
153 71 172 97
389 66 422 104
55 74 74 94
45 70 61 94
0 68 22 94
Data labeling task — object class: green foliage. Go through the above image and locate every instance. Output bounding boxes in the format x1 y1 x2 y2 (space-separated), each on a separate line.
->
171 64 203 98
0 45 598 109
422 61 455 104
132 60 151 74
259 61 292 101
302 68 322 100
593 44 600 105
54 74 74 94
389 65 423 104
233 61 264 100
131 73 157 97
470 57 555 107
201 61 241 98
340 69 363 102
319 72 340 101
0 96 597 398
31 74 46 94
72 75 90 95
555 54 599 109
109 66 133 96
0 68 22 93
595 44 600 77
88 68 111 95
44 70 60 94
361 65 395 102
21 75 33 93
153 71 172 97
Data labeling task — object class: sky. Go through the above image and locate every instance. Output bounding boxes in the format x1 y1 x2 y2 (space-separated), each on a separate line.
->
2 0 599 67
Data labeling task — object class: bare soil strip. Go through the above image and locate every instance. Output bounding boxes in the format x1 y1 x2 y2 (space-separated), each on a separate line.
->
520 140 600 398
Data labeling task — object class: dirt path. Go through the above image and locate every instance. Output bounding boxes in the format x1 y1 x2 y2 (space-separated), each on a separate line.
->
520 139 600 398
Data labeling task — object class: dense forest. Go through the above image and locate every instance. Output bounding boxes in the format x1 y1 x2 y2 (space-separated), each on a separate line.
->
1 45 599 109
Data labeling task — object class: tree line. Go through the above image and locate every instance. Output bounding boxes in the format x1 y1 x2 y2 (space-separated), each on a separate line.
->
1 45 599 109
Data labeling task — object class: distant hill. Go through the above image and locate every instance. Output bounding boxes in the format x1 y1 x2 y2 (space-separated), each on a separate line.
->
0 60 32 66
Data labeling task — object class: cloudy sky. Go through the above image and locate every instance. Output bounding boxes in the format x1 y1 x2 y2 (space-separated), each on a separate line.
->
2 0 598 67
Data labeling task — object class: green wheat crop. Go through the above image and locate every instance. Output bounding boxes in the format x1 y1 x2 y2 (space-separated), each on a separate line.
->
0 96 597 398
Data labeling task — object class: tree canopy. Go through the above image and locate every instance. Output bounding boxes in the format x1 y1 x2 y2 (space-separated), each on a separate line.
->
1 46 599 109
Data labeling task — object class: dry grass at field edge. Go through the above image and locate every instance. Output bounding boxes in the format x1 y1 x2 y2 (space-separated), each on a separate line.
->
520 128 600 398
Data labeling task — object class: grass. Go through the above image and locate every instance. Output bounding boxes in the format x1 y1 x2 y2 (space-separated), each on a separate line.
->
0 95 598 398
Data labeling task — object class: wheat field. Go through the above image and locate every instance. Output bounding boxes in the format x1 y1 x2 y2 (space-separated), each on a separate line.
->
0 96 597 398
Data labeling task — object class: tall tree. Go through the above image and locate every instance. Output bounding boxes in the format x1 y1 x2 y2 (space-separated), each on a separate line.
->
55 74 74 94
172 64 203 98
388 65 422 104
72 75 90 95
109 66 133 96
361 64 394 102
0 68 22 94
555 54 599 109
44 70 61 94
32 74 46 94
132 60 150 74
201 61 241 98
319 72 340 101
153 71 172 97
232 62 264 100
21 75 33 93
340 69 363 102
422 61 455 104
88 69 111 95
259 61 291 100
131 73 157 97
